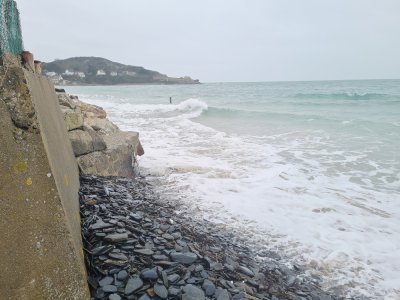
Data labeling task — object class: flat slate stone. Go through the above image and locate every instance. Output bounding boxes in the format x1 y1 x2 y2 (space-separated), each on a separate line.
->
105 233 129 243
102 285 117 293
109 294 121 300
117 270 128 281
125 277 143 295
134 248 154 256
182 284 205 300
237 266 254 277
99 276 114 287
141 267 158 280
216 289 230 300
154 283 168 299
170 252 197 264
202 279 216 296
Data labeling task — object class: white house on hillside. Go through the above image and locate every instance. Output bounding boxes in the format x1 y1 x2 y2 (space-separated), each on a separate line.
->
96 70 106 76
110 71 118 77
63 69 74 76
123 71 136 76
76 72 86 78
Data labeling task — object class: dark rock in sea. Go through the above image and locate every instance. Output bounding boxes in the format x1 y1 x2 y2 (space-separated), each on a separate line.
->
202 279 216 296
170 252 197 264
182 284 205 300
125 277 143 295
154 283 168 299
141 267 159 280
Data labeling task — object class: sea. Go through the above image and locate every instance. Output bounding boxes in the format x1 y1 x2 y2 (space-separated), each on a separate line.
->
65 80 400 299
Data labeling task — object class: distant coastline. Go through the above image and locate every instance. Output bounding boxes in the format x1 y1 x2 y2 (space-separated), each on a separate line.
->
43 56 200 86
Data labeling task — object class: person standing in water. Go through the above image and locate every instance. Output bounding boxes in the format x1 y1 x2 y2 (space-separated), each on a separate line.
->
169 96 172 104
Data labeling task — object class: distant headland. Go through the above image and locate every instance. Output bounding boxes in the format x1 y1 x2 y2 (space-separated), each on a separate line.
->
43 57 200 85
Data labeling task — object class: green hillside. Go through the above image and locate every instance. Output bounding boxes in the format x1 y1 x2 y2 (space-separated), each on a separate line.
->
43 57 200 85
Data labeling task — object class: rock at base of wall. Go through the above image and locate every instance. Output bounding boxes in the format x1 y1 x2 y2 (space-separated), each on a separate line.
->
68 128 106 156
77 131 142 178
84 117 119 134
62 109 84 131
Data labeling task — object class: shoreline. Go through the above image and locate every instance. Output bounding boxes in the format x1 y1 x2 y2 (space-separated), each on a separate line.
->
80 174 341 300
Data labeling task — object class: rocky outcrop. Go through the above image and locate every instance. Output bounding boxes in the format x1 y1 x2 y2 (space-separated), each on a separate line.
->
57 92 144 178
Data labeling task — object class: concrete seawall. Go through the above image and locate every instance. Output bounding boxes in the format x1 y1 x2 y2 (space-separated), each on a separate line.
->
0 59 89 299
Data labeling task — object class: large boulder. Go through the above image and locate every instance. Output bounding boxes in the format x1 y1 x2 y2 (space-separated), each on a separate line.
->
77 131 143 178
84 117 119 134
68 128 106 156
62 108 84 131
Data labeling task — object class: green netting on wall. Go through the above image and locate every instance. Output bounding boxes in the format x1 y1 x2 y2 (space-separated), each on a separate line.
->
0 0 24 57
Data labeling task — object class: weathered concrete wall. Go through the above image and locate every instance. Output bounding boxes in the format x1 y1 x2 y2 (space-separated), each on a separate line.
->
0 60 90 299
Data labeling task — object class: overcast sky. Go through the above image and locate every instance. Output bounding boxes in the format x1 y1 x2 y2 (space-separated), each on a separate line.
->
17 0 400 82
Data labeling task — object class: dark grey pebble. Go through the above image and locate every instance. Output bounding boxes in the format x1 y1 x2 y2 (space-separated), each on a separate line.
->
105 233 129 243
202 279 216 296
153 254 169 261
134 248 154 256
141 267 158 280
108 294 121 300
125 277 143 295
170 252 197 264
169 286 182 297
117 270 128 281
99 276 114 287
211 262 224 271
138 294 152 300
102 285 117 293
154 283 168 299
216 289 231 300
237 266 254 277
182 284 205 300
168 273 180 283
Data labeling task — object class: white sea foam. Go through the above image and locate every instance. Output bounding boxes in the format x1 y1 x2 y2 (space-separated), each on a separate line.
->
75 88 400 299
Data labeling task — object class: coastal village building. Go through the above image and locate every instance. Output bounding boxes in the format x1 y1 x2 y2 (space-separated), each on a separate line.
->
110 71 118 76
76 72 86 78
123 71 136 76
96 69 106 76
63 69 74 76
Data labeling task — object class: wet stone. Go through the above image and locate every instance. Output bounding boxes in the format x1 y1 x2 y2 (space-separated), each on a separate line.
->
99 276 114 287
102 285 118 293
170 252 197 264
216 289 231 300
182 284 205 300
202 279 216 296
105 233 129 243
109 294 121 300
125 277 144 295
134 248 154 256
154 283 168 299
168 274 180 283
169 286 182 297
138 294 152 300
117 270 128 281
141 267 159 280
237 266 254 277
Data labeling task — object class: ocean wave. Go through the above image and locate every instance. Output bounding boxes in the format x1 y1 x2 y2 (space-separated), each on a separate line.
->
293 92 399 101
